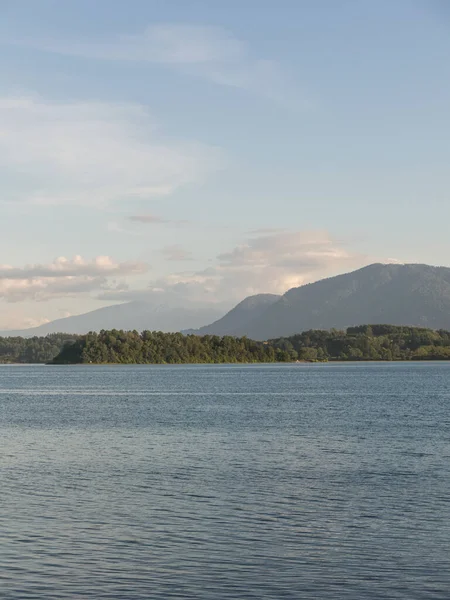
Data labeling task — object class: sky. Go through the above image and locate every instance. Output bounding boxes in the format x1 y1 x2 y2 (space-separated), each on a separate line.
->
0 0 449 329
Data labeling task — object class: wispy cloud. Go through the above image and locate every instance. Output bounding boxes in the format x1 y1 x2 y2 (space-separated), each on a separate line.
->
127 214 188 225
16 24 298 105
128 214 167 224
0 95 221 207
106 221 142 236
46 24 245 64
107 213 189 236
247 227 288 235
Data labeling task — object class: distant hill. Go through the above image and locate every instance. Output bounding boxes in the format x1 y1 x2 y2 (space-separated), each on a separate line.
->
184 293 281 336
6 263 450 340
1 300 227 338
195 263 450 340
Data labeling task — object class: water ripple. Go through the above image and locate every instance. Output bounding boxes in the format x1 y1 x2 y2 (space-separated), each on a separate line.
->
1 363 450 599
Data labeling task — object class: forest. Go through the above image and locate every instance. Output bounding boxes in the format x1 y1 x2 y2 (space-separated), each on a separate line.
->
52 325 450 364
50 330 279 364
0 333 79 364
269 324 450 361
1 325 450 364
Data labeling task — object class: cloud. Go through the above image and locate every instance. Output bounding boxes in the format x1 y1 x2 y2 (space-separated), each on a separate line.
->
0 96 221 207
128 214 167 224
384 258 404 264
107 221 142 236
17 24 297 105
247 227 288 235
169 231 364 300
0 256 148 302
52 24 245 64
161 245 193 261
98 230 367 305
127 214 188 225
0 315 51 331
0 256 147 280
217 231 354 271
108 214 189 236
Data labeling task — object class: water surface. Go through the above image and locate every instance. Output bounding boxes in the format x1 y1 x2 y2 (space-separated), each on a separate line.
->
1 363 449 599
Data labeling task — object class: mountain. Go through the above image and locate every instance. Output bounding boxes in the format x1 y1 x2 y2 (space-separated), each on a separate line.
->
6 263 450 340
1 300 227 338
194 263 450 340
184 293 281 336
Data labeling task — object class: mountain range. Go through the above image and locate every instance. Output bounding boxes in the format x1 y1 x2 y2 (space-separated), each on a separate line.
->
3 263 450 339
188 263 450 339
1 301 226 338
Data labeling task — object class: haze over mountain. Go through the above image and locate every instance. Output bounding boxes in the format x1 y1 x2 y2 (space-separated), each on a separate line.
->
192 263 450 340
0 300 227 338
4 263 450 340
184 294 281 336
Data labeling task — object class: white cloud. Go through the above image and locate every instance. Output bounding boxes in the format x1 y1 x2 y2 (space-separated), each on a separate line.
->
0 96 221 207
99 230 368 304
0 256 148 302
17 24 297 105
171 230 365 300
217 230 348 270
384 258 404 264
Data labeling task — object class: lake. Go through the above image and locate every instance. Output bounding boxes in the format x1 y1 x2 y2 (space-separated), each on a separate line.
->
1 363 449 599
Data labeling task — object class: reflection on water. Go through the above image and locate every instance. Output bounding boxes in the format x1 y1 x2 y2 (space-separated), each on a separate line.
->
1 363 450 599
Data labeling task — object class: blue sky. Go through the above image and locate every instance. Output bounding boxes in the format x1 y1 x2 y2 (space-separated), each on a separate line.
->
0 0 449 329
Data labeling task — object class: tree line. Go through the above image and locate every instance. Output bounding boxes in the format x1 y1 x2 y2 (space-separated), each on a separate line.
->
0 333 78 364
51 330 280 364
1 325 450 364
270 324 450 361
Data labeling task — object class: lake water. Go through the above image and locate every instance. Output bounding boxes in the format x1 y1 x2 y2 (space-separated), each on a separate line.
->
1 363 449 599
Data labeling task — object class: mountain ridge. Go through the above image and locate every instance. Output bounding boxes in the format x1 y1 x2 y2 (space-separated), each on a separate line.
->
4 263 450 339
183 293 281 336
243 263 450 339
0 300 228 338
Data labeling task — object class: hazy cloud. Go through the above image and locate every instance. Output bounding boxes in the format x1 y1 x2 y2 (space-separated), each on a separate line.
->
107 214 189 236
161 245 193 261
247 227 288 235
98 230 368 305
0 314 51 331
107 221 142 236
0 256 149 302
0 96 221 207
47 24 245 64
173 231 361 300
128 214 167 224
127 214 188 225
218 231 354 271
0 256 147 280
16 24 298 105
9 231 369 308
